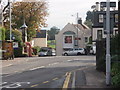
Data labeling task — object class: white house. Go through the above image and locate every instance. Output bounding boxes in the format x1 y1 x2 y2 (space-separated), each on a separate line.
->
55 22 91 56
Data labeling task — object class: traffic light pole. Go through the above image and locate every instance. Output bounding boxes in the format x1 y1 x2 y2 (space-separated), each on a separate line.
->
106 0 111 85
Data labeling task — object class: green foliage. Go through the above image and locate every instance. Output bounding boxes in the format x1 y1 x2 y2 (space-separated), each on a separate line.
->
111 63 120 87
48 26 60 40
3 1 49 41
5 29 23 45
5 29 23 57
84 11 93 29
87 36 92 44
111 34 120 58
47 40 56 49
84 20 93 29
0 27 6 41
110 34 120 87
32 46 40 55
14 46 23 57
27 27 36 41
86 11 93 21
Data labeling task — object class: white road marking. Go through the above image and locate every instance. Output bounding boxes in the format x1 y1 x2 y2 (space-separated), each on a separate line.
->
39 57 54 59
67 60 72 62
0 82 7 86
29 66 45 71
0 82 30 88
72 72 76 88
48 62 59 66
52 62 59 65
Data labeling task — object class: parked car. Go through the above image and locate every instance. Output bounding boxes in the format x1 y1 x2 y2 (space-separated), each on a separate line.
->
38 47 56 56
38 47 52 56
52 49 56 56
62 48 85 56
90 45 96 55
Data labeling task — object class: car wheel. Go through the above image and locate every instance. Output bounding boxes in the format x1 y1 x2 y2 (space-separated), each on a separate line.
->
77 52 81 55
64 53 68 56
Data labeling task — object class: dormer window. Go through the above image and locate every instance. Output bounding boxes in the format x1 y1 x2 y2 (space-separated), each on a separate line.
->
99 14 104 23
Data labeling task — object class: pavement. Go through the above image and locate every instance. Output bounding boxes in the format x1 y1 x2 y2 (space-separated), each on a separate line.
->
1 56 37 68
0 56 111 88
75 66 107 88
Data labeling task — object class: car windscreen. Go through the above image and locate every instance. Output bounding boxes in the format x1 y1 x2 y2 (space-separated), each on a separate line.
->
40 49 48 52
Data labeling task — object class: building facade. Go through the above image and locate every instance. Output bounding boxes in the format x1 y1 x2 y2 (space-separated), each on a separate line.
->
55 23 91 56
32 30 47 48
92 2 118 44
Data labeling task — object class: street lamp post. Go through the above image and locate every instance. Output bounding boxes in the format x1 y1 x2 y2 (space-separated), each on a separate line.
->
76 13 79 48
9 0 12 41
20 20 28 54
106 0 111 85
20 20 28 43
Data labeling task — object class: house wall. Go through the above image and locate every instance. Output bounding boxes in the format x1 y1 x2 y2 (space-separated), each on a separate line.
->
33 38 47 47
55 23 91 56
92 28 118 45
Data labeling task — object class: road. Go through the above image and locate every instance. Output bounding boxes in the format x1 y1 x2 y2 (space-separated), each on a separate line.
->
1 56 96 89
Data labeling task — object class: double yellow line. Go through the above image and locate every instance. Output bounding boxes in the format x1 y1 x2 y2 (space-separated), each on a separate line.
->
62 72 71 89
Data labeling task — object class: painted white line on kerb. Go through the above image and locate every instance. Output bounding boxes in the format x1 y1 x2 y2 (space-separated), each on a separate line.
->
72 72 76 88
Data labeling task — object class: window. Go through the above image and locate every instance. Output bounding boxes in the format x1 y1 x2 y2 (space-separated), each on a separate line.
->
85 37 88 43
69 48 73 51
115 29 118 35
97 30 102 40
115 14 118 23
99 14 104 23
75 49 78 50
64 36 72 43
79 48 82 50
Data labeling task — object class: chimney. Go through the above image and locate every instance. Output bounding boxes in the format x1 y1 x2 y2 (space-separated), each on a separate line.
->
78 18 82 24
96 2 99 11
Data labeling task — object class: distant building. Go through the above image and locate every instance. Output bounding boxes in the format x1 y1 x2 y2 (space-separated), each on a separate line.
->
92 2 118 45
55 20 91 56
32 30 47 47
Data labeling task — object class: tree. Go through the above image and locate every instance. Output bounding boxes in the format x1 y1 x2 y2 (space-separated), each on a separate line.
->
85 11 93 21
3 0 49 41
47 26 60 40
84 11 93 29
0 27 5 41
5 29 23 43
84 20 93 29
5 29 23 57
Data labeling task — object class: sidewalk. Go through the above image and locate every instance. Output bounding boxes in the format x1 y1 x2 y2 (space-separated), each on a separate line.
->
0 57 31 68
76 66 112 88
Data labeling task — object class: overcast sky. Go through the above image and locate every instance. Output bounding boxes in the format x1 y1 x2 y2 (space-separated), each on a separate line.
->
1 0 118 29
46 0 118 30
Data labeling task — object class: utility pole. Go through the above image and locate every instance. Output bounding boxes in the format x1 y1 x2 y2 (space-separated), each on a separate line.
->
0 0 3 27
76 12 79 48
106 0 111 85
9 0 12 41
